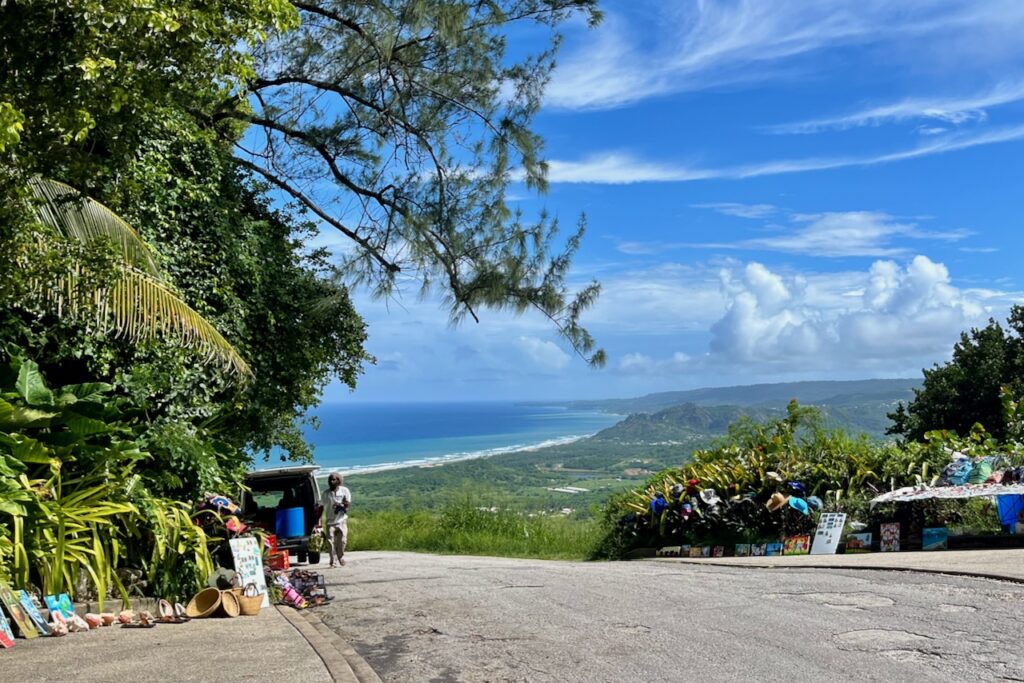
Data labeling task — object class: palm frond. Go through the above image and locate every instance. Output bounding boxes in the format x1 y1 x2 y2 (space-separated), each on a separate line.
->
22 179 252 379
41 263 252 377
28 177 159 275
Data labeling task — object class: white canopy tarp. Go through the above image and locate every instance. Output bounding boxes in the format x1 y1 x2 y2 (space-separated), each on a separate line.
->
870 483 1024 506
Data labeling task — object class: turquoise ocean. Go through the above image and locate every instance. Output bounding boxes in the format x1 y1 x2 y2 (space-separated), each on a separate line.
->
303 402 621 474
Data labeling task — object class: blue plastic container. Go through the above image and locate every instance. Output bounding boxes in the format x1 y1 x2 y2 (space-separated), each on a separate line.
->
275 507 305 538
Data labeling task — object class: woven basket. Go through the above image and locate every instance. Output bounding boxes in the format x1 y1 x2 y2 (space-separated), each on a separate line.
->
185 587 221 619
217 589 240 618
237 583 262 616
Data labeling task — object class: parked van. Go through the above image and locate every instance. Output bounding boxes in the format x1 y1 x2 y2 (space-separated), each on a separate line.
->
242 465 323 564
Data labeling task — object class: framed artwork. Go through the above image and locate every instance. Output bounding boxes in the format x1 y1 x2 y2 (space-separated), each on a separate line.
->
880 523 900 552
923 527 948 551
783 535 811 555
765 542 783 557
751 543 767 557
845 532 872 553
229 537 270 608
699 546 711 558
44 594 75 619
712 546 725 558
688 546 703 558
0 612 15 648
810 513 847 555
16 591 50 636
680 545 691 557
0 582 38 639
734 543 751 557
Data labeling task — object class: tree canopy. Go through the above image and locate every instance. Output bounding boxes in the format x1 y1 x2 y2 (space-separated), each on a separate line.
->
0 0 605 474
889 306 1024 442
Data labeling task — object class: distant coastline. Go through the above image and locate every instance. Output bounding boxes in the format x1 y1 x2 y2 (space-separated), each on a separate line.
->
313 432 601 477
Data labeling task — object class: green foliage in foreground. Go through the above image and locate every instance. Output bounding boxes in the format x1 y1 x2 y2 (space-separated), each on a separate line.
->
0 355 217 603
348 499 604 561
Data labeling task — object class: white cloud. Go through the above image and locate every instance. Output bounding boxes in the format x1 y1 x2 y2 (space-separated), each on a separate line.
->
544 123 1024 184
547 1 1024 111
708 256 991 368
615 211 968 258
618 352 691 376
692 203 777 219
516 336 571 372
764 80 1024 134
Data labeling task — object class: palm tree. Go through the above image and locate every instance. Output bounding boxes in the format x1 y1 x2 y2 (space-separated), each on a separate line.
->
23 178 250 377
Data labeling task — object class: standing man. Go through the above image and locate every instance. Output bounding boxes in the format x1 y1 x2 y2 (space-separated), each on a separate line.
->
323 472 351 567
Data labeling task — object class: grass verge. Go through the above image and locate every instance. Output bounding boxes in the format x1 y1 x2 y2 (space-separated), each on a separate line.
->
347 500 605 561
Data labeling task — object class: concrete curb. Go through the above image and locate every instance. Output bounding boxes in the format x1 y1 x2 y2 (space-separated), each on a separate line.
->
657 558 1024 585
277 605 383 683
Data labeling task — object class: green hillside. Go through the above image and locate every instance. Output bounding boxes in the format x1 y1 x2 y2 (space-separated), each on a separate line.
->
561 378 919 414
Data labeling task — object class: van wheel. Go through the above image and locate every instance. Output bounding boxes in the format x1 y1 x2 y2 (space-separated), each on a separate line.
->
307 552 321 565
297 552 308 563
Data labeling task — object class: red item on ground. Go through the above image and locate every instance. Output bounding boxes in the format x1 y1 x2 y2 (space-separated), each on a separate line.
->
268 551 290 571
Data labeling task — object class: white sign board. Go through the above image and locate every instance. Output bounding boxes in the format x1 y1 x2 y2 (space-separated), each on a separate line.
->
809 512 847 555
229 537 270 608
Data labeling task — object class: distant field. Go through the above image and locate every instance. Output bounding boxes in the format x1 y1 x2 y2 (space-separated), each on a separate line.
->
342 439 697 515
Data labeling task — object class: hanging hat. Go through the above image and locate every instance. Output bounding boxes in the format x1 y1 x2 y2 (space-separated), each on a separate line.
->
806 495 824 511
681 502 693 520
787 481 806 496
699 488 721 507
670 483 685 500
686 479 701 495
766 472 783 482
788 496 810 515
766 492 789 512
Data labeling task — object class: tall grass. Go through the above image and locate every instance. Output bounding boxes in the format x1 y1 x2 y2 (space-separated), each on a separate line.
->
347 498 604 561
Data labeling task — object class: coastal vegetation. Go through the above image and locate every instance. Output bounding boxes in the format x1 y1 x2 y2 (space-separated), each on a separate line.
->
1 0 602 601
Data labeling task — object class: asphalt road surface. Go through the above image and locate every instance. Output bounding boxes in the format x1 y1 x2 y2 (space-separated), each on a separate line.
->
318 551 1024 682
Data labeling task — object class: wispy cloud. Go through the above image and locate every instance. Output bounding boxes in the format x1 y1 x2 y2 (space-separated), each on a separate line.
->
691 203 777 219
616 211 968 259
765 81 1024 134
547 1 1024 111
544 123 1024 184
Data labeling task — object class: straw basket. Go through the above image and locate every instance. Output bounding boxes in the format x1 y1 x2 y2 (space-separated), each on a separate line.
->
185 587 221 619
218 590 240 618
237 583 263 616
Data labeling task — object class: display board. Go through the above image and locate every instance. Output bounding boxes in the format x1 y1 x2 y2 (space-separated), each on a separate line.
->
229 537 270 608
0 582 38 639
880 522 900 552
810 512 847 555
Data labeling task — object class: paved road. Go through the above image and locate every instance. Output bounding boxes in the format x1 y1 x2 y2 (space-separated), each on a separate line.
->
319 551 1024 682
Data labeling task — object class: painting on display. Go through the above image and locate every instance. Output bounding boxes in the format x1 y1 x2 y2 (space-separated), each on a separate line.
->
923 527 949 551
43 594 74 619
734 543 751 557
765 542 783 557
229 537 270 608
688 546 703 558
783 535 811 556
0 582 38 639
680 545 691 557
712 546 725 558
699 546 711 558
809 512 847 555
0 612 15 648
845 533 872 553
880 523 900 552
16 591 50 635
750 543 767 557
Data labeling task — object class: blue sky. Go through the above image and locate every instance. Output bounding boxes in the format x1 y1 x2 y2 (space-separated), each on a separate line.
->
325 0 1024 403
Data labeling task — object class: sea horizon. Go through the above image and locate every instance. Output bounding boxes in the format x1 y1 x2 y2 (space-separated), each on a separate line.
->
289 400 621 476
